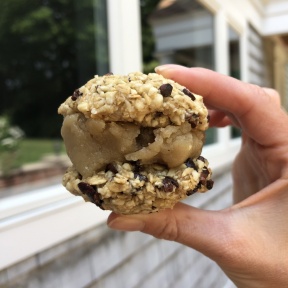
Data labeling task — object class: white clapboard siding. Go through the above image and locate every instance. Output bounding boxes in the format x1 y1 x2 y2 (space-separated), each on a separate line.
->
247 25 267 87
152 10 214 52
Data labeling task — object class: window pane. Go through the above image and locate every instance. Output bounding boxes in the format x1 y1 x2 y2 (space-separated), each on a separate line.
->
0 0 109 139
148 1 217 144
228 26 241 138
229 27 241 80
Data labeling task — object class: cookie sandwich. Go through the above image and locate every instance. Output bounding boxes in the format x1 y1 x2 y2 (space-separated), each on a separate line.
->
58 72 213 214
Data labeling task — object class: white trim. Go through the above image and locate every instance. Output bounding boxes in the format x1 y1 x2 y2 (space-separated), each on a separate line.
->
203 138 241 172
223 278 237 288
107 0 142 74
263 1 288 36
0 186 110 270
198 0 221 14
240 22 249 83
214 9 229 75
214 9 232 146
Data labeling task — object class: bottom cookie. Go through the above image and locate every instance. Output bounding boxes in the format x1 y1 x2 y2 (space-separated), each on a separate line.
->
62 156 213 215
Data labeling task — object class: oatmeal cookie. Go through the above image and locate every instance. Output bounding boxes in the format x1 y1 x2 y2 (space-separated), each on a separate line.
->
58 71 213 214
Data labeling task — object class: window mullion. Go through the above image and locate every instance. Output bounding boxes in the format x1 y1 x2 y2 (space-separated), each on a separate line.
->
214 9 231 146
107 0 142 74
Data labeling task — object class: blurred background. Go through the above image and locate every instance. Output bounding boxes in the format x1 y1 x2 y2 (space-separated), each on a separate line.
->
0 0 287 287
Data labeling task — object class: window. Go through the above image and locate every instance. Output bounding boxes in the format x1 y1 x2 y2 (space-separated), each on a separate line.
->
0 0 109 139
228 27 241 80
0 0 109 182
228 26 241 138
149 1 217 144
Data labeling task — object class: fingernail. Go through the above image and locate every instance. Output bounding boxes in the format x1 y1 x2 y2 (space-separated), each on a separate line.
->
108 217 145 231
155 65 168 73
155 64 178 74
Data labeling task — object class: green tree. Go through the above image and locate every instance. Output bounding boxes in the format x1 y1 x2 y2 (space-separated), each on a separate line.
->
0 115 24 175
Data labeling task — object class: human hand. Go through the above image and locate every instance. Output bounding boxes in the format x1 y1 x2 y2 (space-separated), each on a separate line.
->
108 65 288 287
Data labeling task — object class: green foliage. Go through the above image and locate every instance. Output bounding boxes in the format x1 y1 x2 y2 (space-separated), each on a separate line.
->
0 115 24 151
15 138 65 167
140 0 161 72
0 115 24 175
143 60 160 75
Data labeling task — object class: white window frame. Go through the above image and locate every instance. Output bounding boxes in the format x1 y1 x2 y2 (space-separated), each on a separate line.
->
107 0 142 74
201 2 243 170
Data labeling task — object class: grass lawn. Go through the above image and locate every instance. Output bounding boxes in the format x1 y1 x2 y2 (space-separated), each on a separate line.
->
14 138 66 168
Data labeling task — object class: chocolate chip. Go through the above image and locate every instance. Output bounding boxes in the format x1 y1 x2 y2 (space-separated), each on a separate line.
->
200 179 206 186
183 88 196 100
186 189 197 196
71 89 82 101
187 182 201 195
129 160 143 173
162 176 179 192
207 115 210 123
200 168 209 180
206 179 214 190
199 177 214 191
105 163 118 174
159 83 173 97
197 156 206 162
136 127 155 148
155 111 163 118
78 182 103 208
184 158 197 170
78 182 95 196
104 72 113 76
185 113 199 128
134 173 148 182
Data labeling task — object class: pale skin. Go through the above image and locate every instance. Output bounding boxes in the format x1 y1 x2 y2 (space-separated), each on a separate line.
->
107 65 288 287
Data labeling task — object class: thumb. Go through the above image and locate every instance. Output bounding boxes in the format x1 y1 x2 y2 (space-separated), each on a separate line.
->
107 202 229 260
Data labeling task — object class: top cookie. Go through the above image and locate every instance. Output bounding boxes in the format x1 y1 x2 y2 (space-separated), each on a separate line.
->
58 72 209 130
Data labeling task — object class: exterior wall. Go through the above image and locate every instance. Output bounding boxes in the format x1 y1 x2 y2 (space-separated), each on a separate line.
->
199 0 288 106
152 0 288 104
273 36 288 108
247 25 273 87
0 167 236 288
152 10 214 52
263 0 288 36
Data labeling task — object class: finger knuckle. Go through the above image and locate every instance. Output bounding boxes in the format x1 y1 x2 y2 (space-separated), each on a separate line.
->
155 213 179 241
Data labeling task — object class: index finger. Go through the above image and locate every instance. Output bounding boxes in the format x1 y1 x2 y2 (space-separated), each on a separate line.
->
155 65 288 147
